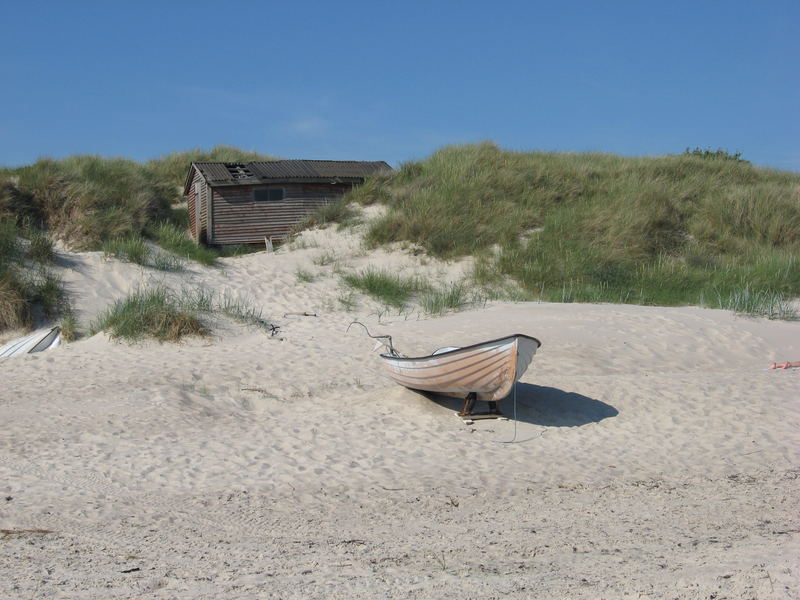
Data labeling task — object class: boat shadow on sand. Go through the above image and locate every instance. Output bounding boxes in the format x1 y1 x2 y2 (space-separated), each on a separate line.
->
427 383 618 427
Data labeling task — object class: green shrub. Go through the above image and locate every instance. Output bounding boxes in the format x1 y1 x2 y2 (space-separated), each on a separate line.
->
170 206 190 229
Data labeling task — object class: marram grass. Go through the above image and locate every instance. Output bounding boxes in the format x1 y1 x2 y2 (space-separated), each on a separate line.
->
351 142 800 316
0 218 68 331
342 268 428 309
91 286 207 342
92 285 275 342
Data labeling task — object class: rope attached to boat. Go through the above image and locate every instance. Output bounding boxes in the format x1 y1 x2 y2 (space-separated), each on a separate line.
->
346 320 401 356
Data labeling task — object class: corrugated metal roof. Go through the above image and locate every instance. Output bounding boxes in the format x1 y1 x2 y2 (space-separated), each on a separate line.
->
191 160 391 186
196 162 239 182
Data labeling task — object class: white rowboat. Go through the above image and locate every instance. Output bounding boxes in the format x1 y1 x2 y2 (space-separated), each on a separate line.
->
0 326 61 359
380 334 541 415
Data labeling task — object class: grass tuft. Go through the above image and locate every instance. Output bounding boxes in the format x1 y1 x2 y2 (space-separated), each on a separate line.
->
91 286 207 342
150 252 185 272
299 198 360 230
102 236 150 265
421 281 477 315
0 272 32 330
0 218 20 262
0 218 69 331
313 250 338 266
26 269 67 319
92 285 276 342
296 268 315 283
342 268 428 308
27 229 55 263
715 287 797 320
59 307 79 342
217 244 261 258
215 291 274 331
153 222 218 265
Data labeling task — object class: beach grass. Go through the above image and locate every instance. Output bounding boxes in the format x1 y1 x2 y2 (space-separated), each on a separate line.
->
215 291 275 331
26 228 55 264
217 244 262 258
342 268 429 309
299 198 360 230
0 147 273 252
91 286 207 342
102 232 192 271
295 268 315 283
0 271 31 330
3 143 799 322
0 218 20 263
92 285 277 343
26 269 67 319
145 145 275 203
313 250 339 266
420 281 478 315
0 218 69 331
7 155 173 250
152 222 218 265
59 307 79 342
353 142 800 314
150 252 185 272
102 236 150 266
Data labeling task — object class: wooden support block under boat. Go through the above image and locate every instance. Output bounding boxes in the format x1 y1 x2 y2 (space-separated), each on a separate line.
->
458 393 503 418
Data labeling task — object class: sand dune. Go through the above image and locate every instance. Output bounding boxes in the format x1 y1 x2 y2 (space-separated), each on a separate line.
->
1 226 799 599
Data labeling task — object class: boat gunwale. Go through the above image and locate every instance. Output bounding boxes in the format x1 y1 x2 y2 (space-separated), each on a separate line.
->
380 333 541 362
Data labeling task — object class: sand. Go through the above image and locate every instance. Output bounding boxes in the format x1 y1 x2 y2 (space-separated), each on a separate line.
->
1 224 799 599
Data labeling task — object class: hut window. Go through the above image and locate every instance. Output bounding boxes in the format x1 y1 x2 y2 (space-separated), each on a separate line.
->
254 188 284 202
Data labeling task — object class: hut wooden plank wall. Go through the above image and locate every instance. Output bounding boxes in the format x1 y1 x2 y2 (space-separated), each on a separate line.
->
183 160 391 245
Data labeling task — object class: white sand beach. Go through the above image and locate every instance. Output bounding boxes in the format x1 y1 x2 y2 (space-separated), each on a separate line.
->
1 226 799 599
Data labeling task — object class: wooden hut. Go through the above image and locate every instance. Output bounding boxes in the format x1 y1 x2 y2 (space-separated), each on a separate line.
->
183 160 391 245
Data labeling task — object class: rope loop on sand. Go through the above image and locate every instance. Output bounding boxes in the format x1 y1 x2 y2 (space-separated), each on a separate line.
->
495 382 519 444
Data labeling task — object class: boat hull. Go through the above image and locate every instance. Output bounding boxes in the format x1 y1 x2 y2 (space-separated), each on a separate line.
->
0 326 61 359
380 334 541 402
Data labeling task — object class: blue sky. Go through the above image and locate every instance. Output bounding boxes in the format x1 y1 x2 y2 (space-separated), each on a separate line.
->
1 1 797 170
